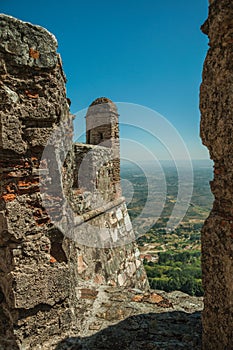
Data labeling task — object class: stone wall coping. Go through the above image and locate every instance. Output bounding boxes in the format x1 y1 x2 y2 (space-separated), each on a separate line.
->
0 13 58 46
74 142 113 152
74 197 125 226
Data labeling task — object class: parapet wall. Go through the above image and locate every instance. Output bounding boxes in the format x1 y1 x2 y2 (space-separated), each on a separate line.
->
0 14 78 350
0 14 148 349
64 143 117 213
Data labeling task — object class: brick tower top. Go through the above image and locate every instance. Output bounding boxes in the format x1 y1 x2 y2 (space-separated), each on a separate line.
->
86 97 119 145
90 97 114 106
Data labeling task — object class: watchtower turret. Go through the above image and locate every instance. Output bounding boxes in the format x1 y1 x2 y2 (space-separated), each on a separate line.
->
86 97 121 197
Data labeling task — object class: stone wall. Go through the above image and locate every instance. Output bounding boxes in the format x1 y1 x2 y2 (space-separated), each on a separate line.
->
64 143 116 213
0 14 148 349
200 0 233 348
0 14 78 350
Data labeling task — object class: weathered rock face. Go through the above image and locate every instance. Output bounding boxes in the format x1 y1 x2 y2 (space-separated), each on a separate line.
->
0 14 76 350
200 0 233 348
0 14 148 349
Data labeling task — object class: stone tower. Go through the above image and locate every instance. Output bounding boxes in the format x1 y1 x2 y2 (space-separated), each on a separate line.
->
86 97 121 198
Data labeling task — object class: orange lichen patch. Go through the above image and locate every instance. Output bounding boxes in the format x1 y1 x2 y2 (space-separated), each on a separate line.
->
25 90 39 99
29 48 40 59
17 179 40 195
1 182 17 201
143 293 173 307
50 256 57 263
2 193 16 202
6 185 15 193
131 295 144 302
31 157 40 166
131 292 172 307
145 293 164 304
18 179 39 188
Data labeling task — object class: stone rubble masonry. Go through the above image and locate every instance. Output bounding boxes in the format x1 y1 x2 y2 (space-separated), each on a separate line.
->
200 0 233 349
64 143 117 213
0 14 148 349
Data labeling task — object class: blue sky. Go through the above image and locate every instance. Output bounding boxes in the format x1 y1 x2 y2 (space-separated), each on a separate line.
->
1 0 210 160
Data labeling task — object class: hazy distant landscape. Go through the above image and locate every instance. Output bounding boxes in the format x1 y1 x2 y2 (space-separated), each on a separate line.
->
121 160 213 296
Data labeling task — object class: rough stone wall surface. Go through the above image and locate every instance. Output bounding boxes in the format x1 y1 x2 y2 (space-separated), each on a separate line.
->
200 0 233 348
0 14 79 350
62 141 148 291
0 15 148 349
55 288 203 350
72 201 148 288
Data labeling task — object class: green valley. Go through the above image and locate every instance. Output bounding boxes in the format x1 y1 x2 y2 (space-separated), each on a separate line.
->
121 160 213 296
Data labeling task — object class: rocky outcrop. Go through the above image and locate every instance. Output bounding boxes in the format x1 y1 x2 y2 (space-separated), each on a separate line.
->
200 0 233 348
